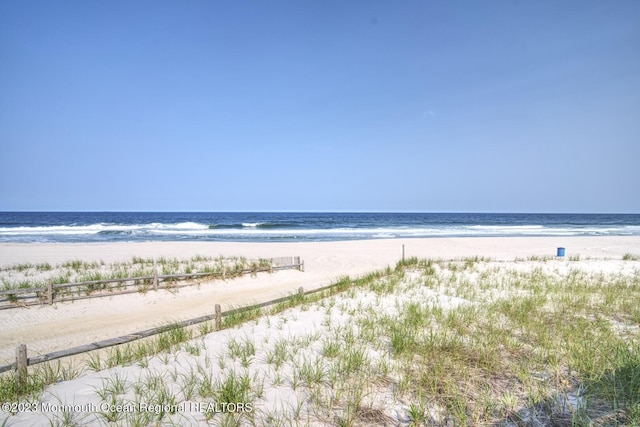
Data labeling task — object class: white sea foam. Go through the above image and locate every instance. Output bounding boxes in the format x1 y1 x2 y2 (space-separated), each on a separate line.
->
0 222 208 236
164 222 208 230
0 224 122 235
1 223 639 241
466 225 545 230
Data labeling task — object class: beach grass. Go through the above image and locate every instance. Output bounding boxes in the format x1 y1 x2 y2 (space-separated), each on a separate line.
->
0 255 275 293
1 257 639 425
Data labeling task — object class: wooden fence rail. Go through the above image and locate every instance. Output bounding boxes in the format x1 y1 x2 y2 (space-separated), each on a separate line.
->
0 256 304 310
0 277 348 378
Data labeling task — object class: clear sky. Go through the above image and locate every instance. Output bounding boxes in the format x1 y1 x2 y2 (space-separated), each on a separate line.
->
1 1 639 213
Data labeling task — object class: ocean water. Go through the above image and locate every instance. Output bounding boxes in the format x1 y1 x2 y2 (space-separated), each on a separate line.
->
0 212 639 243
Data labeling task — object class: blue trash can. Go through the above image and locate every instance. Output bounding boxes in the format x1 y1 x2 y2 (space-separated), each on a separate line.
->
557 247 565 257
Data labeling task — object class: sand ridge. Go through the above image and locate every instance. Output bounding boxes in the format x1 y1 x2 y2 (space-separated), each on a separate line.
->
1 236 639 366
2 250 639 425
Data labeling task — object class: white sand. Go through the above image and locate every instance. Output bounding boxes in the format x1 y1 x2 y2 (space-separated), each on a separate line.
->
0 236 638 367
2 245 638 426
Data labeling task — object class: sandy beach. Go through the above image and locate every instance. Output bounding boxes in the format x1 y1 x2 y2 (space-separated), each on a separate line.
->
1 236 639 367
0 236 638 425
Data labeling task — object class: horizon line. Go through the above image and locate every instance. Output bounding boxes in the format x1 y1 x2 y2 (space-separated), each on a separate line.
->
1 210 639 215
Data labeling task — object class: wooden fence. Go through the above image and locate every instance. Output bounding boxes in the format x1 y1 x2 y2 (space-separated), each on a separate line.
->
0 278 350 384
0 256 304 310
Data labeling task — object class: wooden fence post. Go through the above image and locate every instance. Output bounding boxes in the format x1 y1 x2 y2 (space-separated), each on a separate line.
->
47 279 53 305
402 244 405 263
215 304 222 330
16 344 27 390
298 287 304 296
153 272 158 291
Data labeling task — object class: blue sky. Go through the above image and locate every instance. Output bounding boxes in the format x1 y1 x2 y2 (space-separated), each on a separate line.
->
1 1 639 213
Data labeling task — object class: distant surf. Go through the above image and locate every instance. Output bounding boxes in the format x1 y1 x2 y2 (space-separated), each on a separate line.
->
0 212 638 243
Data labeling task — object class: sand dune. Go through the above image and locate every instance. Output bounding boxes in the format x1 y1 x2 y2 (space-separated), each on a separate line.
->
1 236 638 366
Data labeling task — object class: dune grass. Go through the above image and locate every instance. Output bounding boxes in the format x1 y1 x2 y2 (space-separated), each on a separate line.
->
1 257 639 426
0 255 273 292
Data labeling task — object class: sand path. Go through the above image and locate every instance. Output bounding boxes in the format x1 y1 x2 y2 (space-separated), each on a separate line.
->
1 236 638 366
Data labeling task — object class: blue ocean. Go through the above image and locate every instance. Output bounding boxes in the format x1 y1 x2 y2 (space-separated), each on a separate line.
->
0 212 639 243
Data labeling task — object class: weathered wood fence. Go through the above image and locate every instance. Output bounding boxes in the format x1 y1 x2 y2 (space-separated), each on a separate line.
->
0 277 350 387
0 256 304 310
